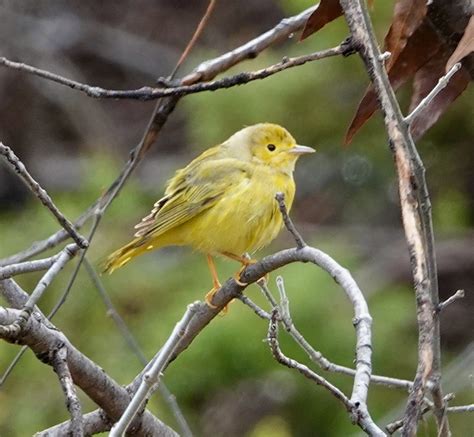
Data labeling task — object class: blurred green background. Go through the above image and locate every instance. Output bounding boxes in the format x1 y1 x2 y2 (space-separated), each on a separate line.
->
0 1 472 436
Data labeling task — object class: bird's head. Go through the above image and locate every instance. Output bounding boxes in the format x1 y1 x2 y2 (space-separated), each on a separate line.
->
226 123 315 174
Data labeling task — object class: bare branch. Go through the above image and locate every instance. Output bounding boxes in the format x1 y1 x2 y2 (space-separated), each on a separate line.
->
338 1 449 434
83 258 193 437
405 63 462 126
0 285 178 436
0 143 88 249
109 303 199 437
173 0 218 73
182 5 316 83
267 308 353 410
51 346 84 437
0 46 345 101
275 193 306 249
447 404 474 413
386 394 456 434
0 244 79 338
0 254 61 280
436 289 465 313
237 294 272 320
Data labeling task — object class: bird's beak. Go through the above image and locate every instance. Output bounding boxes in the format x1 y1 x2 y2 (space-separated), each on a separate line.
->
289 145 316 155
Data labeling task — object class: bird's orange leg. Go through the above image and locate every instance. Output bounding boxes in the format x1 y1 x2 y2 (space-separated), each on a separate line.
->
220 252 268 286
205 254 221 309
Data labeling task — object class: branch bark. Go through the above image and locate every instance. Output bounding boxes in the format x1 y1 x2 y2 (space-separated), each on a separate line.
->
338 1 450 435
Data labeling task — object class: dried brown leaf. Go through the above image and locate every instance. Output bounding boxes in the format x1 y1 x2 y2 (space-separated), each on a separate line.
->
446 14 474 72
300 0 342 41
385 0 428 69
345 22 441 144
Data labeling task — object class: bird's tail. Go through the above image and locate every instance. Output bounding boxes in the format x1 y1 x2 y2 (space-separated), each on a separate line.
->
102 237 152 274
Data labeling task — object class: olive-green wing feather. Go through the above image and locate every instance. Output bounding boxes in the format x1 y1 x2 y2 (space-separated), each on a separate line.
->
134 158 251 239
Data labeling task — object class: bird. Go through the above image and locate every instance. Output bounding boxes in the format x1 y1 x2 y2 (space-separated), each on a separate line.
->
103 123 314 307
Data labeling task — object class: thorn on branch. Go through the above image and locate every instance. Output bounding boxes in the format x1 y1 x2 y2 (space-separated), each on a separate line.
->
436 289 465 314
275 192 306 249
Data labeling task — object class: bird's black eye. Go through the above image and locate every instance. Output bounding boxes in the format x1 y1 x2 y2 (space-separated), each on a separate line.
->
267 144 276 151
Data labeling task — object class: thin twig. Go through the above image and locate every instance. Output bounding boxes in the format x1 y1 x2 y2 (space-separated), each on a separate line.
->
404 63 462 125
239 289 412 390
0 46 344 101
0 254 61 280
436 289 465 313
83 258 193 437
0 143 88 249
0 244 79 337
173 0 218 72
236 295 271 319
275 193 306 249
51 346 84 437
257 279 278 307
109 303 199 437
267 308 354 411
447 404 474 413
386 394 456 434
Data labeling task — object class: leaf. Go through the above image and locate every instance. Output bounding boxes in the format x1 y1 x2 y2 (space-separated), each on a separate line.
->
410 56 470 140
384 0 428 70
300 0 342 41
345 21 441 144
300 0 375 41
446 14 474 72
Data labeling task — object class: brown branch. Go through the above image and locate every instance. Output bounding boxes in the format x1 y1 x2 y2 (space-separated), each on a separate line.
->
173 0 218 72
338 1 449 435
0 143 88 249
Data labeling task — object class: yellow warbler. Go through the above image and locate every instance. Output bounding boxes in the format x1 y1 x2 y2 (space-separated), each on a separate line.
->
103 123 314 305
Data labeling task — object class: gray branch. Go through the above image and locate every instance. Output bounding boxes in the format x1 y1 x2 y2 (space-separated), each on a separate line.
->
0 282 178 437
51 345 84 437
0 143 88 249
0 45 345 101
110 303 199 436
0 244 79 338
338 1 450 434
405 63 462 126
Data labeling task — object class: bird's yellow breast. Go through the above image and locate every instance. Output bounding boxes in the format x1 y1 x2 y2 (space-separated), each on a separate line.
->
161 165 295 256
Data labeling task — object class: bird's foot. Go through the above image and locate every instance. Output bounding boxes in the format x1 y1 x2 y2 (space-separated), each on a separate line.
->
205 283 221 309
233 259 269 286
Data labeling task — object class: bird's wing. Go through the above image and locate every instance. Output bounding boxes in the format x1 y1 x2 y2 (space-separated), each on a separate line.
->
134 158 251 238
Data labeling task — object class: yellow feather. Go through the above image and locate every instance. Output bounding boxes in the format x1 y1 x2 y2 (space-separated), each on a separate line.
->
102 123 314 274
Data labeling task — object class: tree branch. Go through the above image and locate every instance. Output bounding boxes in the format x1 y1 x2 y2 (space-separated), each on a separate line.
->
51 345 84 437
338 1 449 435
0 282 178 436
0 143 88 249
267 308 353 411
0 46 345 101
109 303 199 436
